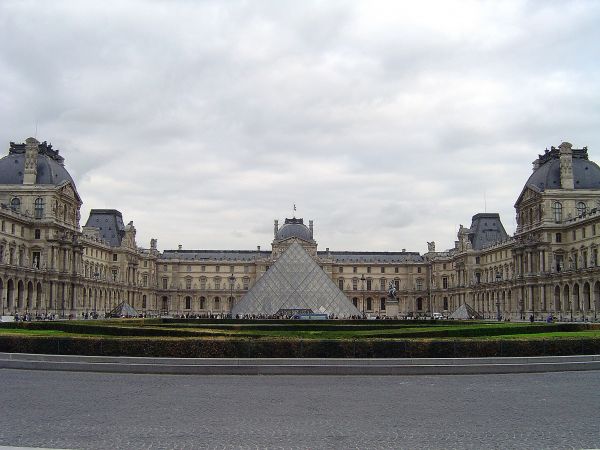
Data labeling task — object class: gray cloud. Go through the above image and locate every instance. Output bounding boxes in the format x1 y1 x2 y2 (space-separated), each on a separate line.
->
1 0 599 252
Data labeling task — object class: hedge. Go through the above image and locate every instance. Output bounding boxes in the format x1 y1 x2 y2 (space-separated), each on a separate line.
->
1 335 600 358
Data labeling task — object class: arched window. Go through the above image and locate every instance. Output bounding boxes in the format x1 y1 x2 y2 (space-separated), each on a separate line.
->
200 296 206 309
214 297 220 310
552 202 563 223
34 198 44 219
352 297 358 308
10 197 20 212
366 297 372 311
577 201 587 217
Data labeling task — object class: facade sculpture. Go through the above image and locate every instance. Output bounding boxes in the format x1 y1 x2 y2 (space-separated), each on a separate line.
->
1 138 600 320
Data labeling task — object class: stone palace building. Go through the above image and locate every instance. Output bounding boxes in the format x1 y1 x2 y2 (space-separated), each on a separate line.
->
1 137 600 320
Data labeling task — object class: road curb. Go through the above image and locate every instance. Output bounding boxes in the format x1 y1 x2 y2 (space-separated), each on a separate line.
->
1 352 600 375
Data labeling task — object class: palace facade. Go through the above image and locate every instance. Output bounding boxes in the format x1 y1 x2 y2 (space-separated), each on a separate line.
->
1 138 600 320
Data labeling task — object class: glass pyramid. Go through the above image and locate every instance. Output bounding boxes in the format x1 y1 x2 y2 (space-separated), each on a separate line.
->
232 242 361 318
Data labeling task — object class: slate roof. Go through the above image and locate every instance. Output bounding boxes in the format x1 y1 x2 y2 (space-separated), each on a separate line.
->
0 140 77 190
526 146 600 191
160 250 272 261
159 249 424 263
275 218 314 242
84 209 126 247
322 251 424 263
468 213 509 251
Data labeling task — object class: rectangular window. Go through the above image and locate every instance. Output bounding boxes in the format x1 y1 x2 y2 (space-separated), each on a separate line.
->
366 279 372 290
187 265 192 272
556 233 562 243
11 224 15 234
1 220 4 231
338 279 344 290
353 267 357 273
475 257 480 264
573 230 576 240
394 280 400 291
34 229 41 239
162 278 168 289
380 298 386 311
443 263 447 270
442 277 448 289
244 266 249 273
112 269 118 282
417 267 422 273
338 266 343 273
186 278 192 289
583 227 587 238
185 297 191 309
380 267 385 274
583 251 588 268
143 274 148 287
380 279 386 291
113 254 118 261
230 265 234 273
200 278 206 290
593 224 597 235
394 267 399 273
216 266 220 273
367 266 371 274
20 226 24 237
215 278 221 290
352 279 358 291
201 266 206 272
142 297 147 309
593 249 598 267
243 278 249 290
416 279 423 290
144 260 148 268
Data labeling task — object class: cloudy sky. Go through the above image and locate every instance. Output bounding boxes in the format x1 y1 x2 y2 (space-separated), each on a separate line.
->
1 0 599 253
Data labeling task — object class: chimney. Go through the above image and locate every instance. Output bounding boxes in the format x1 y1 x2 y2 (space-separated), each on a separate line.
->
274 219 278 238
257 245 261 252
559 141 574 189
23 137 39 185
309 220 314 238
178 244 182 250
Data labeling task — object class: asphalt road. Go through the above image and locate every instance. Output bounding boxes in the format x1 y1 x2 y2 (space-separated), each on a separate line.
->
0 369 598 449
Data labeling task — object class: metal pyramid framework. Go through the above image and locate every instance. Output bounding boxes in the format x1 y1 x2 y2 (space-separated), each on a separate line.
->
232 242 361 318
449 303 483 320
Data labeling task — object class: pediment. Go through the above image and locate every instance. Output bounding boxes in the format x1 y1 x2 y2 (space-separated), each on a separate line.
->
514 186 541 207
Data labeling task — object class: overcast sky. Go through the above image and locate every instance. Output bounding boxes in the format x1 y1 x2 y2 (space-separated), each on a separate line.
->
1 0 599 253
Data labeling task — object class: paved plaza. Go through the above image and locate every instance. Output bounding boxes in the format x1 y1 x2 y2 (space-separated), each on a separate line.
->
0 369 599 449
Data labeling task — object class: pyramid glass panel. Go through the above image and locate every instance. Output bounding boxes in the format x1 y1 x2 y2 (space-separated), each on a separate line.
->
232 242 361 318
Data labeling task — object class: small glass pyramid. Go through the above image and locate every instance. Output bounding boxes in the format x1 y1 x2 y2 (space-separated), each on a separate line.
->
232 242 361 318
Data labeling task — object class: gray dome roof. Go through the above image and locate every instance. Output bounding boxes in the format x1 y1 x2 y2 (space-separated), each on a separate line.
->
275 218 313 241
0 140 76 189
526 147 600 191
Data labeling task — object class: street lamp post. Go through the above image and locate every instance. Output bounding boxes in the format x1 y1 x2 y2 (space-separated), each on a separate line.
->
519 298 524 321
228 274 235 318
495 273 501 322
361 274 366 318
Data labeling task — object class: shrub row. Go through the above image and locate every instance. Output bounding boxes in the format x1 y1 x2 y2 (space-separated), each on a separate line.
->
1 335 599 358
2 321 597 338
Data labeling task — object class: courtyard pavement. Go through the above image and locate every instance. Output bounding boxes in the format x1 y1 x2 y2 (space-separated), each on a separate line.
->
0 369 599 449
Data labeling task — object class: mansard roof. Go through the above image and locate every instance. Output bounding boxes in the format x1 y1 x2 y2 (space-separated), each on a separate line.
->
84 209 126 247
467 213 508 250
321 251 424 263
160 250 272 261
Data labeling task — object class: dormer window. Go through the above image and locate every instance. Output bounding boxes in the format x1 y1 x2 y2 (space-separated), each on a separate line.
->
577 201 587 217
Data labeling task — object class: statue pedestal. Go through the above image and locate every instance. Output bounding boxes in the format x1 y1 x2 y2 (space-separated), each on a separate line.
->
386 300 399 318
